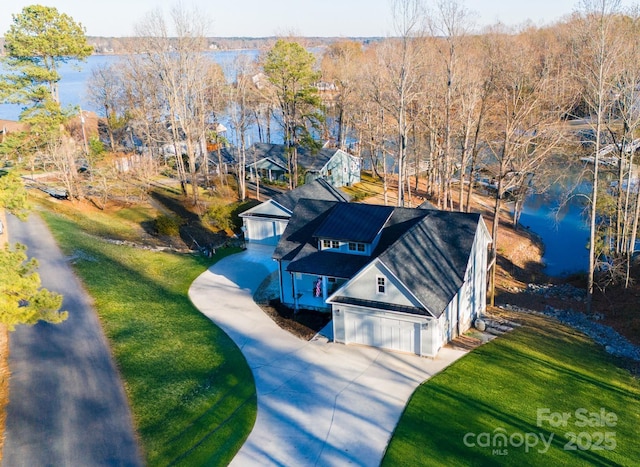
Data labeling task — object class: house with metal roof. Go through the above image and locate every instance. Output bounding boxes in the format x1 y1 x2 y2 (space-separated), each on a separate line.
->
245 143 361 187
272 199 492 357
239 179 351 245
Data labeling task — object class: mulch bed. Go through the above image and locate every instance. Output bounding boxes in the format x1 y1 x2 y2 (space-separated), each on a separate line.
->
258 300 332 341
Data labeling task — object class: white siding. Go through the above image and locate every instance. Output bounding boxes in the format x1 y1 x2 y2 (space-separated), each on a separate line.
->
280 262 294 307
336 261 422 309
241 200 291 245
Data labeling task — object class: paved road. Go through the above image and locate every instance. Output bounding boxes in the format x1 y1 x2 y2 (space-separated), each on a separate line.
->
3 212 142 467
190 244 467 466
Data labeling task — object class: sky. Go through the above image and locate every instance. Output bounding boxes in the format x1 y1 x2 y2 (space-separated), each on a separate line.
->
0 0 638 38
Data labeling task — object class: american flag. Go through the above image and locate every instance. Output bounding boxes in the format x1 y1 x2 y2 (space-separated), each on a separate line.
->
314 278 322 297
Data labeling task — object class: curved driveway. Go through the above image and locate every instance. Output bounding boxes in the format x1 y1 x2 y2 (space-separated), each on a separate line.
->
3 212 142 467
189 244 467 466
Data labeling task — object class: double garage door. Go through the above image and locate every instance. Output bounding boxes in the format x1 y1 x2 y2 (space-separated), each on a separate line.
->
343 308 422 355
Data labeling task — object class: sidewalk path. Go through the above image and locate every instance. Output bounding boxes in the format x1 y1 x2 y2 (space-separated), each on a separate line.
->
189 244 467 466
3 212 142 467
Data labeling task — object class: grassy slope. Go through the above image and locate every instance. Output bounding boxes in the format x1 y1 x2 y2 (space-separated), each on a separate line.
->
383 314 640 466
40 207 255 466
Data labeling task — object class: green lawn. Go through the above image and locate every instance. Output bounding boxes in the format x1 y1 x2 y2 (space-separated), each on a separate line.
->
40 209 255 466
383 314 640 466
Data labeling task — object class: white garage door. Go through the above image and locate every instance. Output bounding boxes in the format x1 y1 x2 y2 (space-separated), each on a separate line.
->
246 219 285 245
344 309 421 355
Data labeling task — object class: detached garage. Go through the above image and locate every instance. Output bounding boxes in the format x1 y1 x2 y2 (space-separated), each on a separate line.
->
240 179 350 245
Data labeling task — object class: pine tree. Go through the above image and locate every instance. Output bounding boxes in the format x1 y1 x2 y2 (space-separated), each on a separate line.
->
0 243 67 331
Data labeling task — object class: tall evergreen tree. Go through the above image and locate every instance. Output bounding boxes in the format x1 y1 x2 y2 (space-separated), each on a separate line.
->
1 4 93 119
263 40 323 188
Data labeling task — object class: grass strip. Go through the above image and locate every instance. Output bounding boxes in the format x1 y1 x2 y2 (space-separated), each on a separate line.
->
383 314 640 466
41 210 256 466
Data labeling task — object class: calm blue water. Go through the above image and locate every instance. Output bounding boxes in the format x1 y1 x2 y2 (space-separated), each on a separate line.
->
519 192 590 277
0 50 261 121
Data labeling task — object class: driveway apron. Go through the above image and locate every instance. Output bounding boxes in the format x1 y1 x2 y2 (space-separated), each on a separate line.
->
189 244 467 466
3 213 142 467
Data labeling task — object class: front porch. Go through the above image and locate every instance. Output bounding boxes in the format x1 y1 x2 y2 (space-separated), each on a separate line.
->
290 273 347 312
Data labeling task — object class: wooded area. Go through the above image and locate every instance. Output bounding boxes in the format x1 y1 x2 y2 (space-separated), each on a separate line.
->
2 0 640 309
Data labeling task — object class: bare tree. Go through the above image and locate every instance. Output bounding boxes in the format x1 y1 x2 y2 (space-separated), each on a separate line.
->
572 0 624 311
134 4 217 208
428 0 472 210
485 29 567 305
321 41 364 150
373 0 426 206
41 135 82 200
228 55 259 201
86 63 129 151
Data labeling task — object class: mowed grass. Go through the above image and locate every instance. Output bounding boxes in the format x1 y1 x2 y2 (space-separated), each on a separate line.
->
383 313 640 466
40 209 255 466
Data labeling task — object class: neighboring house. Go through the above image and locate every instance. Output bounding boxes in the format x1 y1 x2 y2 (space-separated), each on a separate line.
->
272 199 492 357
209 146 237 176
1 120 29 141
245 143 361 187
239 179 351 245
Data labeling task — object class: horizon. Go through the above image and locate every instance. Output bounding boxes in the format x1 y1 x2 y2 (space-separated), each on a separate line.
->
2 1 639 39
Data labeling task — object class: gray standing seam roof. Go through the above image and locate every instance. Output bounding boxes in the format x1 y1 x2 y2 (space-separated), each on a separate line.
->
313 203 394 243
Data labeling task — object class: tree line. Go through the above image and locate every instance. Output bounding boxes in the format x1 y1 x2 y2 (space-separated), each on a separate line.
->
2 1 640 312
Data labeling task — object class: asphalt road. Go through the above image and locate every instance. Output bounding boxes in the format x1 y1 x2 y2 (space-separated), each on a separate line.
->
3 212 142 467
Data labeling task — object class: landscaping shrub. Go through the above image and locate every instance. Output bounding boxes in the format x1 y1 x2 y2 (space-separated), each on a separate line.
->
204 200 233 232
155 214 183 236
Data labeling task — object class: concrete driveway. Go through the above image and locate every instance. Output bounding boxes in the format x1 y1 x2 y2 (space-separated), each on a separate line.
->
189 244 467 466
3 212 142 467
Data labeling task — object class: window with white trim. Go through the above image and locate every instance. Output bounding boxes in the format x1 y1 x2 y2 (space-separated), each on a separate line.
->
321 239 340 250
377 276 386 294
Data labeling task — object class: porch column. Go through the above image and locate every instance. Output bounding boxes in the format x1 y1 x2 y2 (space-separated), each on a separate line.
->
292 273 299 311
322 276 328 302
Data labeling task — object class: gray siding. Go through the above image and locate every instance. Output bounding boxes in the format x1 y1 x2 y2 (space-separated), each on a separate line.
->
312 150 360 187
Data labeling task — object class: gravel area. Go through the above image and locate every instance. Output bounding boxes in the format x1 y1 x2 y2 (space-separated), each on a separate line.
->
500 301 640 362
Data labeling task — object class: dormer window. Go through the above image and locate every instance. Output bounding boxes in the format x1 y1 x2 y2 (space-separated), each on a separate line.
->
349 242 366 252
321 239 340 250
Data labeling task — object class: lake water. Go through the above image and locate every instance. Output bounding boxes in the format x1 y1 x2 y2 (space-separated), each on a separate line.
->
0 50 261 122
519 190 590 277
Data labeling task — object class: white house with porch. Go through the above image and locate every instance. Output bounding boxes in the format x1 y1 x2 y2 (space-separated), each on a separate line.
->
272 200 492 357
